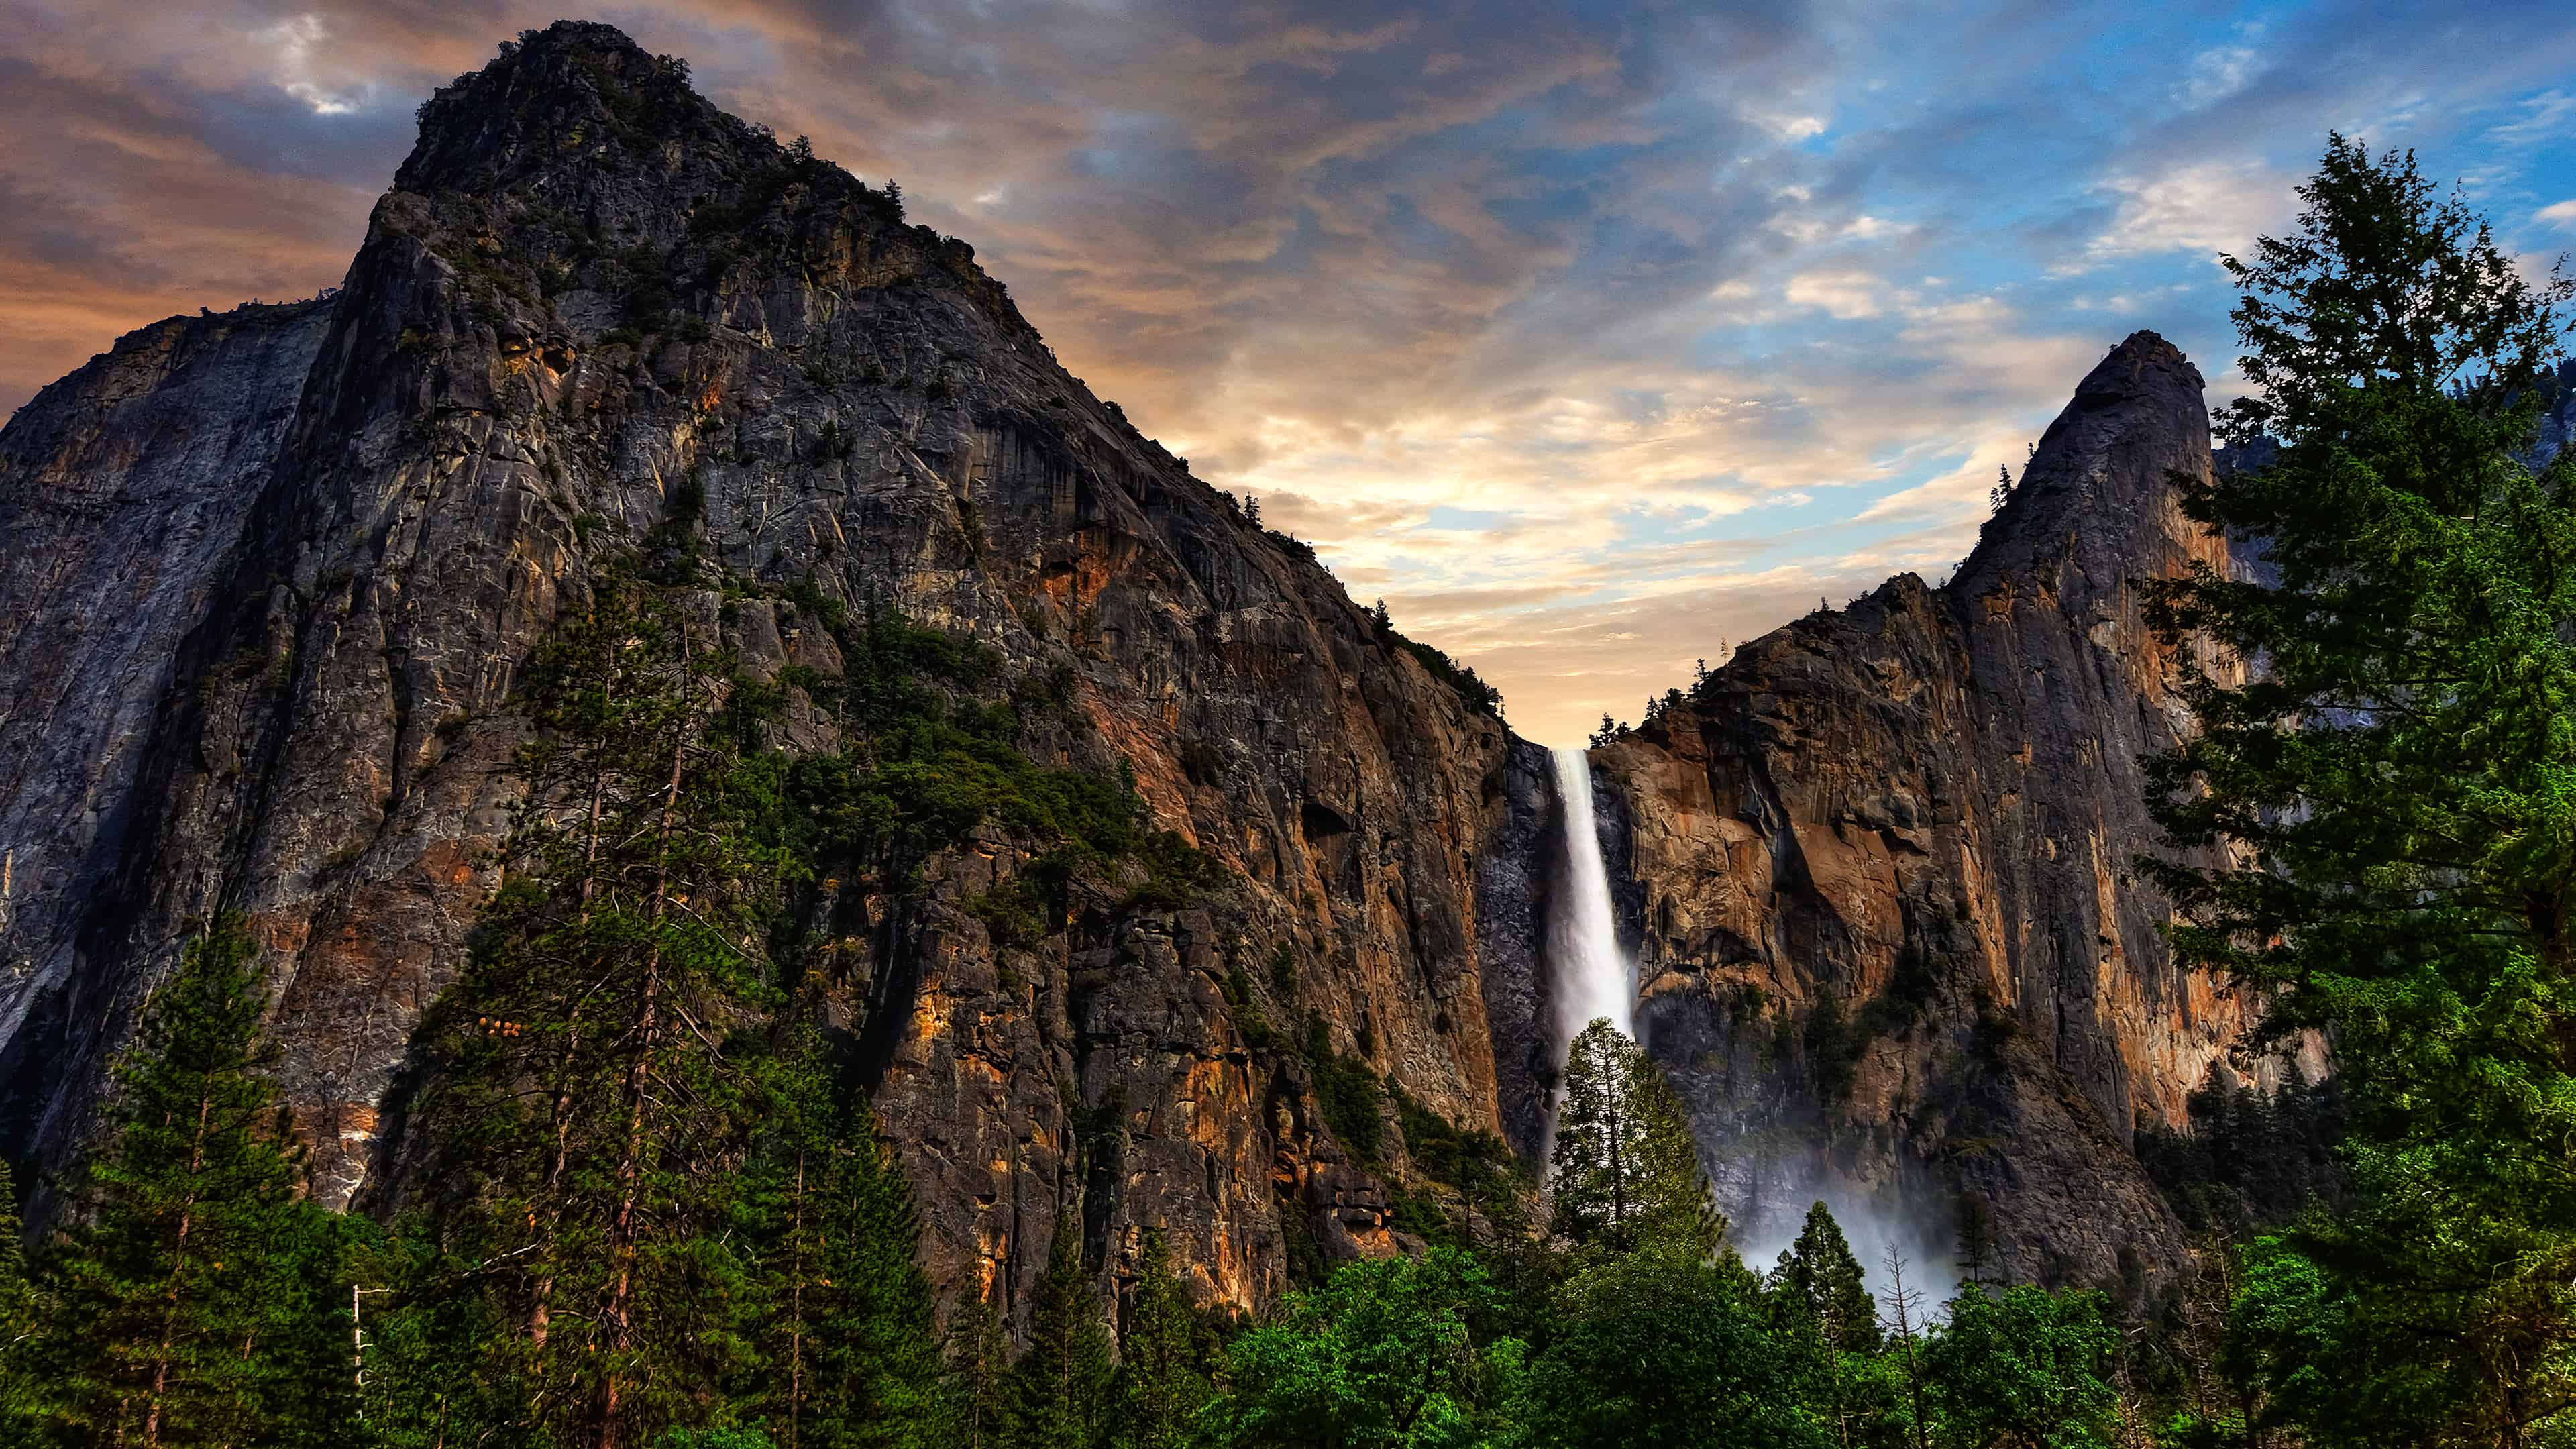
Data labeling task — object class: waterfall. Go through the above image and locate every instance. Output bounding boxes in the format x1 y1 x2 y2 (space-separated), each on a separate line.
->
1545 745 1631 1071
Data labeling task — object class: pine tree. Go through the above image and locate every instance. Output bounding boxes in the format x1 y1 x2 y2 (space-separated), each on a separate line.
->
0 1156 38 1436
2141 136 2576 1444
383 578 790 1446
1110 1230 1207 1449
1011 1214 1116 1449
34 920 360 1446
1776 1203 1880 1355
1549 1018 1724 1257
943 1283 1014 1449
743 1025 943 1449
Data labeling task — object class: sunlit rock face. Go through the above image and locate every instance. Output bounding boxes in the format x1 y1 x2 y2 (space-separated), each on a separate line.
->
0 21 1547 1323
1591 333 2323 1294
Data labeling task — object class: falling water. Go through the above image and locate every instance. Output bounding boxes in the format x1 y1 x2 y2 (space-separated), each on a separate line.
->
1545 745 1631 1073
1536 751 1954 1313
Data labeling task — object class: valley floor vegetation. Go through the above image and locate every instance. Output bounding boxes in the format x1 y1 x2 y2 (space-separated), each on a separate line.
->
0 135 2567 1448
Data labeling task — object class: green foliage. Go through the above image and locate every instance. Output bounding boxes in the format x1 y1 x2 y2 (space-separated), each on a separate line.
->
1548 1018 1725 1257
2141 136 2576 1444
29 920 360 1446
1303 1016 1387 1167
384 579 786 1445
1199 1248 1512 1449
2134 1067 2343 1238
941 1286 1014 1449
769 598 1223 920
1774 1201 1883 1355
1390 1086 1517 1215
1519 1246 1829 1449
1012 1215 1117 1449
0 1157 33 1433
1111 1230 1211 1449
1921 1285 2121 1449
735 1026 945 1449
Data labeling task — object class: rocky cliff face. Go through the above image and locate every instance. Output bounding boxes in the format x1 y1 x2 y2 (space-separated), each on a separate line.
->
1590 333 2322 1289
0 23 1548 1324
0 21 2309 1321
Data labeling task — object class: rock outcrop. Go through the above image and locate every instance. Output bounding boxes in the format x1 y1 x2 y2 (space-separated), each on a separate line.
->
1591 333 2321 1289
0 21 2316 1320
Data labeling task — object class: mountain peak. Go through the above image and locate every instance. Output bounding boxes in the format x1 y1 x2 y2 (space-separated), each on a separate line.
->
394 21 752 197
1948 329 2214 601
2072 329 2203 409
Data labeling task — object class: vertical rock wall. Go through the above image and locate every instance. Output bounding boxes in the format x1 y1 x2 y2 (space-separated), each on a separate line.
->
1590 333 2319 1291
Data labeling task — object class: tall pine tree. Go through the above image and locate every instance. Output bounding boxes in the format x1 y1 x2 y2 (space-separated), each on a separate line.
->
2141 136 2576 1446
0 1156 40 1437
943 1282 1014 1449
34 920 359 1446
1012 1212 1116 1449
384 578 790 1447
1776 1201 1881 1354
1548 1018 1723 1257
1110 1230 1209 1449
740 1023 943 1449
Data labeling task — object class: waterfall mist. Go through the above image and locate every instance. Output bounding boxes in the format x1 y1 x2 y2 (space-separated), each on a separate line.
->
1734 1189 1963 1324
1540 745 1960 1320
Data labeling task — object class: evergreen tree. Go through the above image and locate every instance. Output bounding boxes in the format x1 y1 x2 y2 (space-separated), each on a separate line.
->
2140 136 2576 1444
742 1026 943 1449
943 1283 1014 1449
34 920 360 1446
1776 1201 1882 1354
1011 1213 1116 1449
0 1157 40 1436
1772 1204 1883 1449
1110 1230 1207 1449
1548 1019 1723 1256
384 578 790 1446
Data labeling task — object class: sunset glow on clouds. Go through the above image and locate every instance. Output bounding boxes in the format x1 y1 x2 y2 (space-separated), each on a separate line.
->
5 1 2574 741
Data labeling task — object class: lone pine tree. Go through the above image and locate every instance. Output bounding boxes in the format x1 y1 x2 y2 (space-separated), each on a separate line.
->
1111 1230 1211 1449
1010 1212 1117 1449
737 1023 943 1449
1548 1018 1724 1257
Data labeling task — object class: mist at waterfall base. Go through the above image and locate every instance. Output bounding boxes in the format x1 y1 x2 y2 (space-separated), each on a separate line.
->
1539 746 1962 1320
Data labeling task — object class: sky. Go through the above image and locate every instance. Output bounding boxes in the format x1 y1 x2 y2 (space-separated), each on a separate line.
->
5 2 2574 744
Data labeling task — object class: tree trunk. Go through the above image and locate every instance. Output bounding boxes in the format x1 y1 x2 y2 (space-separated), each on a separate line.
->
142 1087 216 1448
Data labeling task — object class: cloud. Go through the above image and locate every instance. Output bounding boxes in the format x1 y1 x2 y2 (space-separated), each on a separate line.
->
2538 199 2576 230
1785 269 1890 319
2490 89 2576 146
3 0 2574 743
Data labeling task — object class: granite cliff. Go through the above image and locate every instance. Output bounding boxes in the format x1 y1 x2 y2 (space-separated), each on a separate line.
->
1592 333 2322 1288
0 21 2294 1322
